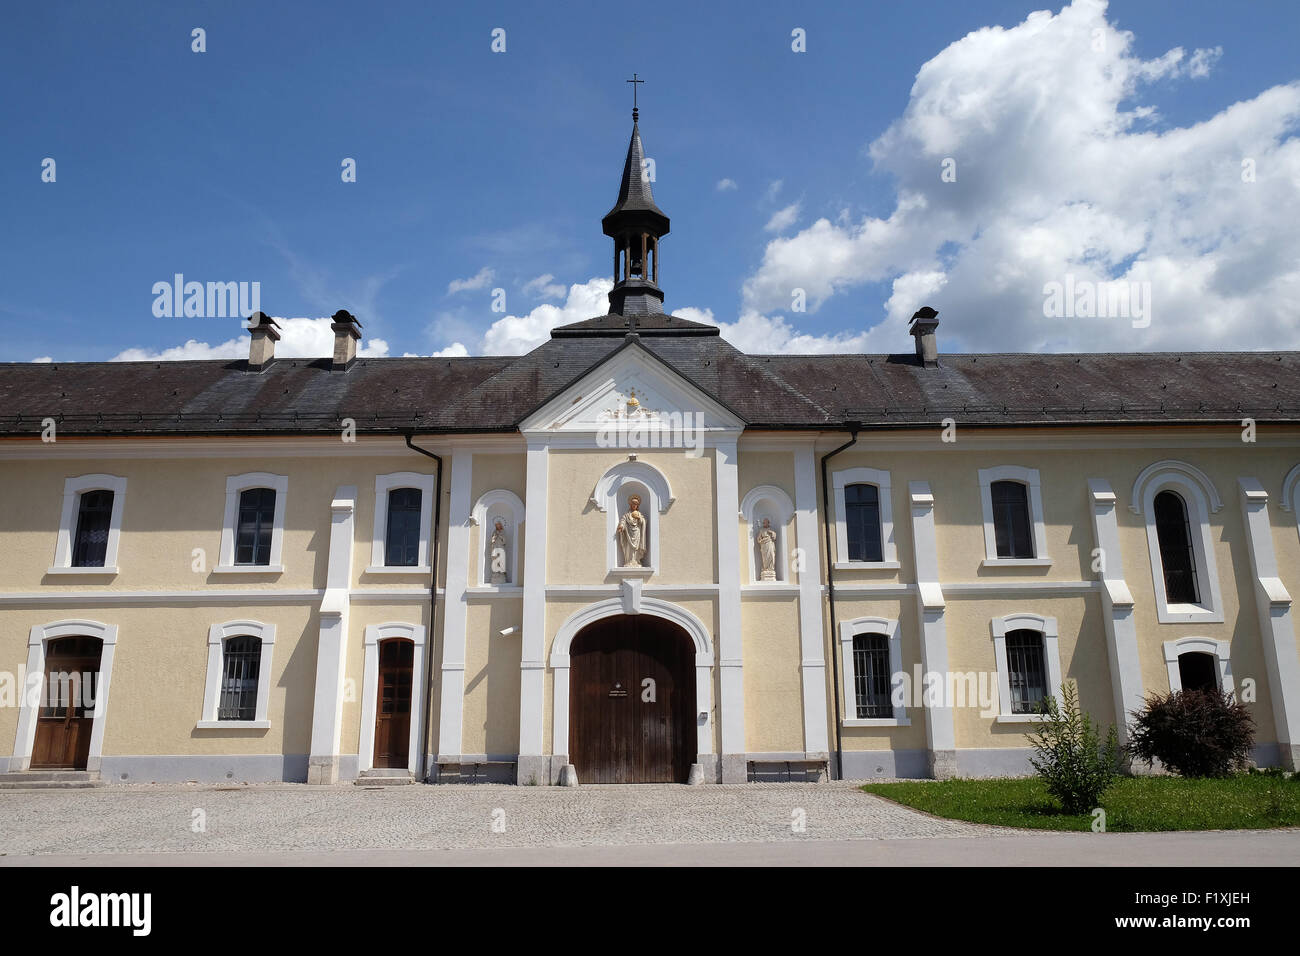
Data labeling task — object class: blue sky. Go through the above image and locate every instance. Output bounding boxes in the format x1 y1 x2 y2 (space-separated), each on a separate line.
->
2 0 1298 362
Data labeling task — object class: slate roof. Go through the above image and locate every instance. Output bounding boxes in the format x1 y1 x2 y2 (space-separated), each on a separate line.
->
602 120 669 235
2 323 1298 437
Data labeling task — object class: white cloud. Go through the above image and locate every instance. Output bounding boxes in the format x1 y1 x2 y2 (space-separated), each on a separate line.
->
715 178 738 191
477 278 613 354
31 356 53 363
522 273 567 300
738 0 1300 352
110 317 390 362
447 266 495 295
765 180 784 201
764 202 802 233
431 342 469 358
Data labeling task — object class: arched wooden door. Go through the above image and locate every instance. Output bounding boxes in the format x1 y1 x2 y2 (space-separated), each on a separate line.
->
31 636 103 770
570 615 695 784
373 639 414 769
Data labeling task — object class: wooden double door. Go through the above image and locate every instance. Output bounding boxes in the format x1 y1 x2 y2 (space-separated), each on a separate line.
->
31 636 102 771
373 638 414 769
570 615 696 784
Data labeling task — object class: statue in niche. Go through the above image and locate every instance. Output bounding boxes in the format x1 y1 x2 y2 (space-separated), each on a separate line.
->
616 494 648 567
757 517 778 581
488 518 509 584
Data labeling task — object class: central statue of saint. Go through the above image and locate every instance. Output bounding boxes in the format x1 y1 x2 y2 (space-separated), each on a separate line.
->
616 493 648 567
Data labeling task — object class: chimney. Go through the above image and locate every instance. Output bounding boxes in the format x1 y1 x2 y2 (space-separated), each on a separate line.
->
247 312 280 369
330 309 362 370
909 306 940 368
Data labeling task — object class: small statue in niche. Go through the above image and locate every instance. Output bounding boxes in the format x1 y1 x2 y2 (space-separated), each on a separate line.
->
757 516 778 581
488 518 508 584
616 494 648 567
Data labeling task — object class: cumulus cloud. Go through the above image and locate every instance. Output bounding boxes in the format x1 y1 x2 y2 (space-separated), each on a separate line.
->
110 317 390 362
447 266 495 295
522 273 567 300
764 202 802 233
433 278 613 356
716 178 738 191
738 0 1300 352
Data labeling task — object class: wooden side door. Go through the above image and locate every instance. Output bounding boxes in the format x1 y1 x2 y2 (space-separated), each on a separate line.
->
31 636 102 770
373 639 414 769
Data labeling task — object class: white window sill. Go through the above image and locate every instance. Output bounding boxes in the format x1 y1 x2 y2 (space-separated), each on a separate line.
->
46 566 119 576
833 561 902 571
1156 603 1224 624
195 720 270 730
466 585 524 595
843 716 911 728
608 566 655 577
995 713 1049 724
981 558 1053 568
212 565 285 575
364 566 432 575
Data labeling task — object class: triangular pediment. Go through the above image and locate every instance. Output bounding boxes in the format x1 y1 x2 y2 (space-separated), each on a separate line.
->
519 340 744 434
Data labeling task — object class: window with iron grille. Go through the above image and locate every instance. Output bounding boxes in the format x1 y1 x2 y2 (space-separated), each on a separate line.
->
218 636 261 721
845 483 883 562
852 633 893 718
235 488 276 565
72 490 113 567
991 480 1034 558
1005 629 1048 714
384 487 422 567
1153 490 1200 605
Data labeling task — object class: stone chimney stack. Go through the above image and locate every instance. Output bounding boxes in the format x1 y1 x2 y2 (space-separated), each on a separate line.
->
330 310 362 370
909 306 940 369
247 312 280 369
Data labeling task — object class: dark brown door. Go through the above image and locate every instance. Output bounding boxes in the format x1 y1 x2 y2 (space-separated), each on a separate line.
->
373 639 414 768
570 615 695 783
31 636 102 770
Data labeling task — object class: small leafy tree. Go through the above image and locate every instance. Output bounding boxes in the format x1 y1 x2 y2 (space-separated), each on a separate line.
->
1027 681 1123 814
1127 689 1255 778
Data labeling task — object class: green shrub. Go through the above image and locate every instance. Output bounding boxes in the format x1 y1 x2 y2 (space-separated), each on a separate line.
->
1127 689 1255 778
1026 681 1123 814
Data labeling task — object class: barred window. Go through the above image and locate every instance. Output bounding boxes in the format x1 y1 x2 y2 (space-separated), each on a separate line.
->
218 636 261 721
852 633 893 719
1005 629 1048 714
384 488 422 567
235 488 276 565
845 483 883 562
72 490 113 567
991 481 1034 558
1154 490 1200 605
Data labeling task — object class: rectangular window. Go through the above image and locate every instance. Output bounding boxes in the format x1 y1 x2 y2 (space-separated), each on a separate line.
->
852 633 893 718
71 490 114 567
845 483 883 563
991 481 1034 559
218 636 261 721
1005 630 1048 714
235 488 276 565
384 487 422 567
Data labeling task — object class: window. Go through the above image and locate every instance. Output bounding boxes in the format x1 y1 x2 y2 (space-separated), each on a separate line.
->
1162 637 1232 695
235 488 276 566
845 484 883 563
217 473 287 573
218 636 261 721
1153 490 1199 605
72 490 114 567
831 468 898 568
199 621 276 728
991 481 1033 559
991 613 1063 722
852 633 893 718
1005 630 1048 714
50 474 127 574
1177 652 1218 693
384 488 422 567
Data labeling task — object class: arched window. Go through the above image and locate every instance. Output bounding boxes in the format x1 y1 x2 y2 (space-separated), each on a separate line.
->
218 635 262 721
1153 490 1199 605
990 480 1033 559
1005 629 1048 714
851 633 892 718
1177 652 1218 693
384 487 422 567
845 483 883 563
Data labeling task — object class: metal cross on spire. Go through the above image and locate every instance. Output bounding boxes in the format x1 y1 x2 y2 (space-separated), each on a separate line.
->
626 73 644 121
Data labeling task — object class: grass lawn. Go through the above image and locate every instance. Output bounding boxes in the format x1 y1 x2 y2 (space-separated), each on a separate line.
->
861 773 1300 832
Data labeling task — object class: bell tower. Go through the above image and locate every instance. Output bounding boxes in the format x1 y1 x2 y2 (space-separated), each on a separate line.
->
602 75 670 316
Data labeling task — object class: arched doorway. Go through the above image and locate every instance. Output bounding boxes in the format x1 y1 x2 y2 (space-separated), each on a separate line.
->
32 635 103 770
373 638 414 769
569 615 696 783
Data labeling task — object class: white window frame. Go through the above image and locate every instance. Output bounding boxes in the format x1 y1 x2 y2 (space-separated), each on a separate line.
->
1163 636 1234 696
978 466 1051 567
49 474 127 574
739 484 795 583
991 612 1063 723
831 467 899 569
216 472 287 574
839 616 909 727
198 620 276 729
358 622 427 774
470 489 525 588
1281 463 1300 542
367 472 436 573
592 460 674 576
1133 461 1224 624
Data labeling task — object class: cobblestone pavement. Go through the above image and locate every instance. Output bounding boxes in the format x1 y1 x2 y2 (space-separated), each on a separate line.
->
0 782 992 856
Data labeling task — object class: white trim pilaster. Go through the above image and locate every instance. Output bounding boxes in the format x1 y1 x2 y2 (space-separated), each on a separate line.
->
1086 479 1143 745
306 485 356 784
517 440 549 765
909 481 956 778
793 446 829 755
715 439 746 781
436 450 474 761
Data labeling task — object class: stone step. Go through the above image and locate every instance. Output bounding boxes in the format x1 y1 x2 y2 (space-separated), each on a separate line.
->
354 770 416 786
0 771 100 790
